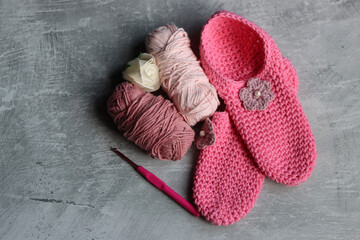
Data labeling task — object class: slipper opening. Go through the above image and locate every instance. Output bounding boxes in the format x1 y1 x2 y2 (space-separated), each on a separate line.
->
202 16 266 82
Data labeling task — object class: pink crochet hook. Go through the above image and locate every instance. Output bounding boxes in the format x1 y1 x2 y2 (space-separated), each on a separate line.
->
111 148 200 217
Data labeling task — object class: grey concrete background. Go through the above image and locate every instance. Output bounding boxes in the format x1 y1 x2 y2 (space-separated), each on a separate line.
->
1 0 359 239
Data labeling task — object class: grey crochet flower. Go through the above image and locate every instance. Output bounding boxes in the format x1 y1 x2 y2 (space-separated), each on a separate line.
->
195 118 216 150
239 78 275 111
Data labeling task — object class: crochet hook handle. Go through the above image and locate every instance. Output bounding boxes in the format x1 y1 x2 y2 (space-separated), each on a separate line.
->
111 148 200 217
136 166 200 217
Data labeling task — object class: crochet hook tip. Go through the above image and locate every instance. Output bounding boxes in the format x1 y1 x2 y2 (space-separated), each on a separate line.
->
111 147 121 154
110 147 138 168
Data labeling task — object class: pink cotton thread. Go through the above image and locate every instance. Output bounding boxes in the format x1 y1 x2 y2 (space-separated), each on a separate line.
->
107 82 195 161
145 24 220 126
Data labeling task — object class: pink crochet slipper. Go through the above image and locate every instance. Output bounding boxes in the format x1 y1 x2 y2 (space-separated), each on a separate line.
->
192 72 298 225
200 11 317 185
193 111 265 225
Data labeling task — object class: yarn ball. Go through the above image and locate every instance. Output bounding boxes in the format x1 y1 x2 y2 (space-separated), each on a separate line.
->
145 24 220 126
107 82 195 161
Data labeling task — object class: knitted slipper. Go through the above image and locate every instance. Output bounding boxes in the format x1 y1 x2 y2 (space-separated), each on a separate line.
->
193 111 265 225
200 11 317 185
192 62 298 225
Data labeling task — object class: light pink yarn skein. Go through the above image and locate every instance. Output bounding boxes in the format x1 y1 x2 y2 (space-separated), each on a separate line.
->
146 24 219 126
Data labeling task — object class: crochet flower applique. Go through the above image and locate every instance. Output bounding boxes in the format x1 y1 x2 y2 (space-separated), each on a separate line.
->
239 78 275 111
195 118 216 150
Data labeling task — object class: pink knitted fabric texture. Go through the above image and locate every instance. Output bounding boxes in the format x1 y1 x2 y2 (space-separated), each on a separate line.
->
193 112 265 226
200 11 317 185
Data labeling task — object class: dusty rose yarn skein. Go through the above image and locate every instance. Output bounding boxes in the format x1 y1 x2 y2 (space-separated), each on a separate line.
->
107 82 195 161
146 24 219 126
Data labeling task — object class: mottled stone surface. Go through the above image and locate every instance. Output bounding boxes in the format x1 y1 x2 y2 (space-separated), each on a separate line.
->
1 0 359 239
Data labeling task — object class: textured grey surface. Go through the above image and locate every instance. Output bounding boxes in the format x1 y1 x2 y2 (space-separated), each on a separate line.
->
1 0 360 239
